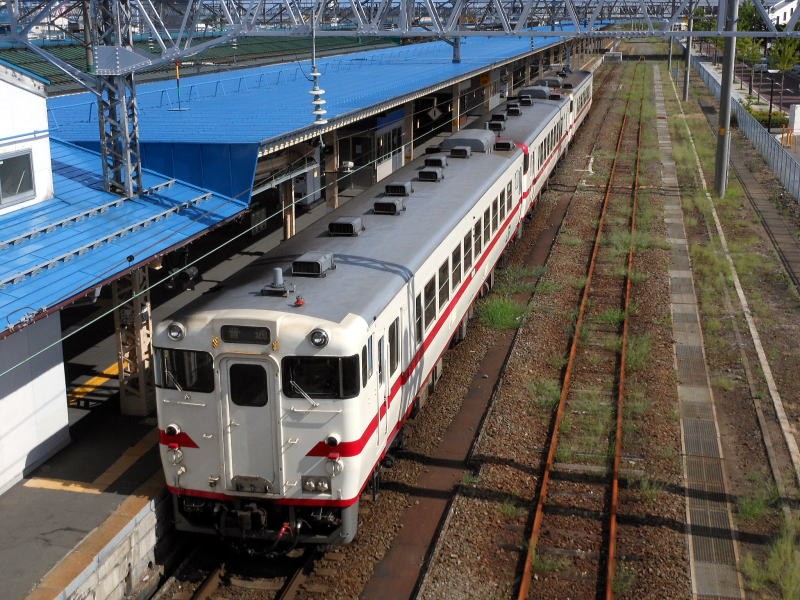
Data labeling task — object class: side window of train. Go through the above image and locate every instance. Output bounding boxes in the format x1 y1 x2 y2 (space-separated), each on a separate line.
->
229 363 268 407
492 198 498 232
424 275 437 330
483 207 491 245
499 191 506 221
438 259 449 309
378 336 385 384
463 231 473 271
389 318 399 375
473 220 482 255
361 336 374 387
361 344 368 387
367 335 374 379
415 294 423 344
507 181 513 206
452 245 462 288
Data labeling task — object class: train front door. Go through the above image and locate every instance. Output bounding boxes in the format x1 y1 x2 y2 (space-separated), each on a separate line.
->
221 358 280 494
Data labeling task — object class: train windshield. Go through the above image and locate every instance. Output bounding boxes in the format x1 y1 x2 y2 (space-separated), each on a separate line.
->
282 355 359 399
154 348 214 393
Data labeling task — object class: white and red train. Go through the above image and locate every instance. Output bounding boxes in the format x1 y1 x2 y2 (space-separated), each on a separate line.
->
154 68 593 546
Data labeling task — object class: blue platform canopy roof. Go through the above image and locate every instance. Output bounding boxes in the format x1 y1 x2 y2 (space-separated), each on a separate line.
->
47 33 570 148
0 139 248 337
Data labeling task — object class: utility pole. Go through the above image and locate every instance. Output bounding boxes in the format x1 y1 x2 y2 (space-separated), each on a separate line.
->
683 1 693 102
715 0 739 197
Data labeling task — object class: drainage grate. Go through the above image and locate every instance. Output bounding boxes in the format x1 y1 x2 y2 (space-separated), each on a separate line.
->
684 418 721 457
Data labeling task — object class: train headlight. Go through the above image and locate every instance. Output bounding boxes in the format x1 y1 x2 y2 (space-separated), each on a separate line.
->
309 328 329 348
302 476 332 495
167 322 186 341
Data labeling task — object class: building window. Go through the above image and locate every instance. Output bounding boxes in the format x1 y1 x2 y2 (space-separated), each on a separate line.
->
0 151 35 205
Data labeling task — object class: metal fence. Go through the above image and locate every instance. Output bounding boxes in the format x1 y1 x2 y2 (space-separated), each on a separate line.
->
690 57 800 201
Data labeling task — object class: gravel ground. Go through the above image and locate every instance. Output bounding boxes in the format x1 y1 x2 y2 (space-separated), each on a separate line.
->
420 60 690 600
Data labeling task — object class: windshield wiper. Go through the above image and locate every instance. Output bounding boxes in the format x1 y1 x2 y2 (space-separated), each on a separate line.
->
291 380 319 408
165 369 184 392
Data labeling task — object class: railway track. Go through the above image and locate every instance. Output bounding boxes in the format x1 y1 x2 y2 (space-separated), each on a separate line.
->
516 61 646 600
155 545 317 600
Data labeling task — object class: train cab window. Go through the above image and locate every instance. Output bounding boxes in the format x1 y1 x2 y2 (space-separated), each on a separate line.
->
463 231 473 271
452 245 462 288
154 348 214 393
282 355 359 399
492 198 499 232
438 259 449 308
483 208 491 244
473 221 482 255
499 191 506 221
389 318 400 374
415 294 423 343
230 363 268 407
424 275 437 329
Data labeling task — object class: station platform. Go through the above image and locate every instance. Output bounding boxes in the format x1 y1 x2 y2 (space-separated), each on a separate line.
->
1 203 332 600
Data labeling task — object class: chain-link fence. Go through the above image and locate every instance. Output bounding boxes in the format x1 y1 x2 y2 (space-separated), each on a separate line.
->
689 57 800 201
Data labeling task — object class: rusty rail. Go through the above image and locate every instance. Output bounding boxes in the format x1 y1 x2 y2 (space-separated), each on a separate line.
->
517 62 645 600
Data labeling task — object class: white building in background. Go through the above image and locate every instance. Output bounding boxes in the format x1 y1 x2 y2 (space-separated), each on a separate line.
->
768 0 799 26
0 61 68 494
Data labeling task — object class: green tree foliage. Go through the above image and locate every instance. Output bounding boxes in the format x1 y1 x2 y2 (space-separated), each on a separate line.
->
739 0 770 33
738 37 763 96
769 38 800 108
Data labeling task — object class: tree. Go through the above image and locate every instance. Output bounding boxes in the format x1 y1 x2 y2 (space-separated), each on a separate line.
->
770 38 800 111
739 0 770 35
738 37 763 96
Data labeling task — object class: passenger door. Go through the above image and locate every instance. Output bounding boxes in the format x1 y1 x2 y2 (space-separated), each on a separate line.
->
221 357 280 494
376 335 388 447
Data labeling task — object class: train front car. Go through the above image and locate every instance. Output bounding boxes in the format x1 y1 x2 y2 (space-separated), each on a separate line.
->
153 83 596 548
154 295 369 547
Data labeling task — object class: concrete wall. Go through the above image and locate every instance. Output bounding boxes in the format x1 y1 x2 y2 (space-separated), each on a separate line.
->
61 487 172 600
0 316 69 494
0 64 54 215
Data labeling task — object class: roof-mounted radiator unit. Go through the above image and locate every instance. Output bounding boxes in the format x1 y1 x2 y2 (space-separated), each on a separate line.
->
292 251 336 277
507 104 521 116
385 181 413 196
450 146 472 159
424 156 448 169
519 95 533 106
486 121 505 132
494 140 515 152
328 216 364 236
418 167 444 182
490 112 508 122
374 198 406 215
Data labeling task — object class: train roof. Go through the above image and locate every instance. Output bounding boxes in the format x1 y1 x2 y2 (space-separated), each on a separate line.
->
168 133 522 328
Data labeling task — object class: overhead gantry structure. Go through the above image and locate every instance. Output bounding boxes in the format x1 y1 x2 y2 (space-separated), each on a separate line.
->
1 0 799 414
